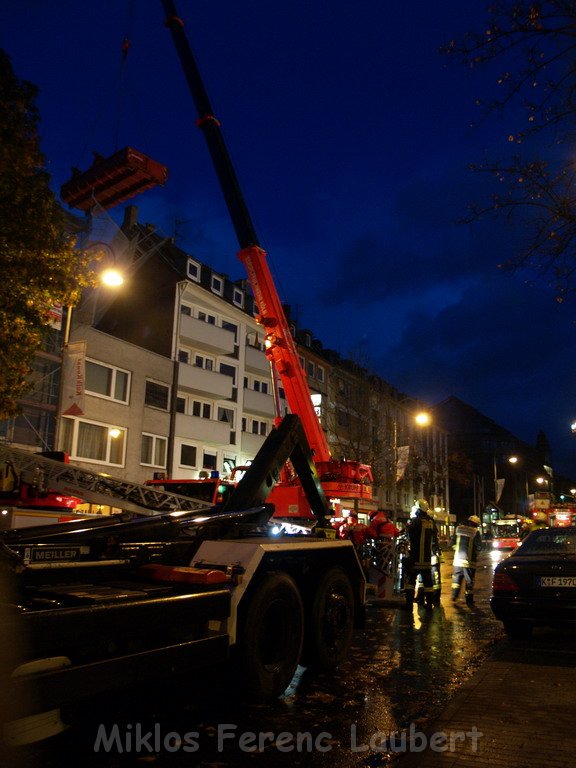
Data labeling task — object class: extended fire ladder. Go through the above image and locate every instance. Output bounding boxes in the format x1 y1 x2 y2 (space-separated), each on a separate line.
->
0 444 209 517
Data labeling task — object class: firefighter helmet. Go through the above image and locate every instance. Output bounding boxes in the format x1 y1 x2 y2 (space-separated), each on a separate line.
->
468 515 481 525
534 511 548 524
416 499 429 512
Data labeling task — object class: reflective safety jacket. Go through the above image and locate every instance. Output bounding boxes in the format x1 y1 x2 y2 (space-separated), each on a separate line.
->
452 523 482 568
406 513 439 568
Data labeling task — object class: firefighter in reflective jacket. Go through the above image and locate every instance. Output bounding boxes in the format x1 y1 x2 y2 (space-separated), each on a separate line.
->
451 515 482 605
404 499 439 609
368 509 400 540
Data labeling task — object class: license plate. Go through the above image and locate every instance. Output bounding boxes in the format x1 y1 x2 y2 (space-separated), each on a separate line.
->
539 576 576 588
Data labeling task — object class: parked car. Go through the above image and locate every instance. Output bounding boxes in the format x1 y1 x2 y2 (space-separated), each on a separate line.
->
490 526 576 638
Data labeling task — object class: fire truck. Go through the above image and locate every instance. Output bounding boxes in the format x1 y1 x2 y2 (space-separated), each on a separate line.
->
0 451 88 530
0 423 366 747
527 492 576 528
0 1 371 748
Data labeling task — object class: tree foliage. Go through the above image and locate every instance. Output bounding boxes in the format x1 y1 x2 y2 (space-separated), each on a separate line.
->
443 1 576 301
0 50 91 419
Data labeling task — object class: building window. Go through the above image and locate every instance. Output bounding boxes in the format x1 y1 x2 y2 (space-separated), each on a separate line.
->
194 354 214 371
241 417 247 432
176 396 186 413
198 310 216 325
317 366 325 384
211 275 223 295
145 380 170 410
223 456 236 475
61 417 126 466
219 363 237 384
192 400 211 419
178 349 189 364
306 360 315 378
141 433 167 467
232 288 244 308
187 259 200 282
338 379 351 397
251 419 268 436
298 355 305 370
85 360 130 404
218 407 235 426
253 379 269 394
180 304 192 316
203 451 217 470
222 320 238 341
180 444 197 468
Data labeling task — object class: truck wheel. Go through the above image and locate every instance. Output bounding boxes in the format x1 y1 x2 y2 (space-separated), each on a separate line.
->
237 571 303 701
303 567 354 669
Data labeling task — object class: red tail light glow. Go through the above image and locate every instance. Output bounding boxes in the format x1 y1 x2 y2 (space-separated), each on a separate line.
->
492 572 520 593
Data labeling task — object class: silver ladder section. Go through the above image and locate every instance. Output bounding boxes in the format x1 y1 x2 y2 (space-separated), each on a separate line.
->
0 444 210 516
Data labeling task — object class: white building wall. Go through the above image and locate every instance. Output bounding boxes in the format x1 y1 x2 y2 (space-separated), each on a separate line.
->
58 277 284 487
169 279 278 479
62 325 172 484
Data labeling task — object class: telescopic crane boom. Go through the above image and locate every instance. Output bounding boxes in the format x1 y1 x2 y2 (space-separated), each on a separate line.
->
162 1 373 508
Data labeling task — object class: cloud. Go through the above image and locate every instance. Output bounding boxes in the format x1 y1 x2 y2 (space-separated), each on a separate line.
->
373 275 576 474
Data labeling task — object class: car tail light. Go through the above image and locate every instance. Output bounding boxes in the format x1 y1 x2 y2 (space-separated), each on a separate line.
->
492 572 520 593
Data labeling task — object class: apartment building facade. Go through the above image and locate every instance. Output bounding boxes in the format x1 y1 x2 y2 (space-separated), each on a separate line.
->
2 205 450 527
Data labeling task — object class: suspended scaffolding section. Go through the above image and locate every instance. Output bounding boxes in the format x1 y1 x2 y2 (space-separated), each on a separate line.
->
60 147 168 212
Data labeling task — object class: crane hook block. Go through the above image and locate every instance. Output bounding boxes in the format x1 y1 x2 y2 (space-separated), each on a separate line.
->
60 147 169 212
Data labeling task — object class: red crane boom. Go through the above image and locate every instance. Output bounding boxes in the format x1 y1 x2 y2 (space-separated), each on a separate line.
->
162 1 373 512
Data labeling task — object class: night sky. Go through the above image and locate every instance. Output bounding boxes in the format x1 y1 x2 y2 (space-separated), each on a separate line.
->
2 1 574 477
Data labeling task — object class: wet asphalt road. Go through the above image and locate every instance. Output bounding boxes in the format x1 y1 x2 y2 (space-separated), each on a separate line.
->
14 551 508 768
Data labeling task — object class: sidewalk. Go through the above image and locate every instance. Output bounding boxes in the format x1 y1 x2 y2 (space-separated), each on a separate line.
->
398 639 576 767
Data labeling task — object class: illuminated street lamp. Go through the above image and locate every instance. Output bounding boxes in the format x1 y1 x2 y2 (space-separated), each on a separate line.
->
100 267 124 288
391 409 432 521
63 264 124 346
414 411 431 427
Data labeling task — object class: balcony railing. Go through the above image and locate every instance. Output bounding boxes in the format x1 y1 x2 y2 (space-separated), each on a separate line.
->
175 412 231 444
244 344 269 374
240 430 266 457
179 314 235 355
178 363 233 399
243 388 275 417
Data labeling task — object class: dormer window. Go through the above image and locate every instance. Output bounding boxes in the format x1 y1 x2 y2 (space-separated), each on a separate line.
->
187 258 200 282
211 275 223 295
233 288 244 308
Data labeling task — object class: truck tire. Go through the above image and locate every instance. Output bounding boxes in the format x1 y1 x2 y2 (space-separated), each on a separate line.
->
236 571 303 701
303 567 354 670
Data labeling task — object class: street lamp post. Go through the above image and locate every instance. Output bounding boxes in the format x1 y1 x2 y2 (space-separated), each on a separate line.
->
390 408 431 522
54 257 125 450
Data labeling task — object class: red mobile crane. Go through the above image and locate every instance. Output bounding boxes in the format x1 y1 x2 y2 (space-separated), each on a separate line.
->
162 0 373 519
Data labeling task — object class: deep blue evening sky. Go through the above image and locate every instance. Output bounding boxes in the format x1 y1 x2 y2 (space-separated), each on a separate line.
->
2 1 575 477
